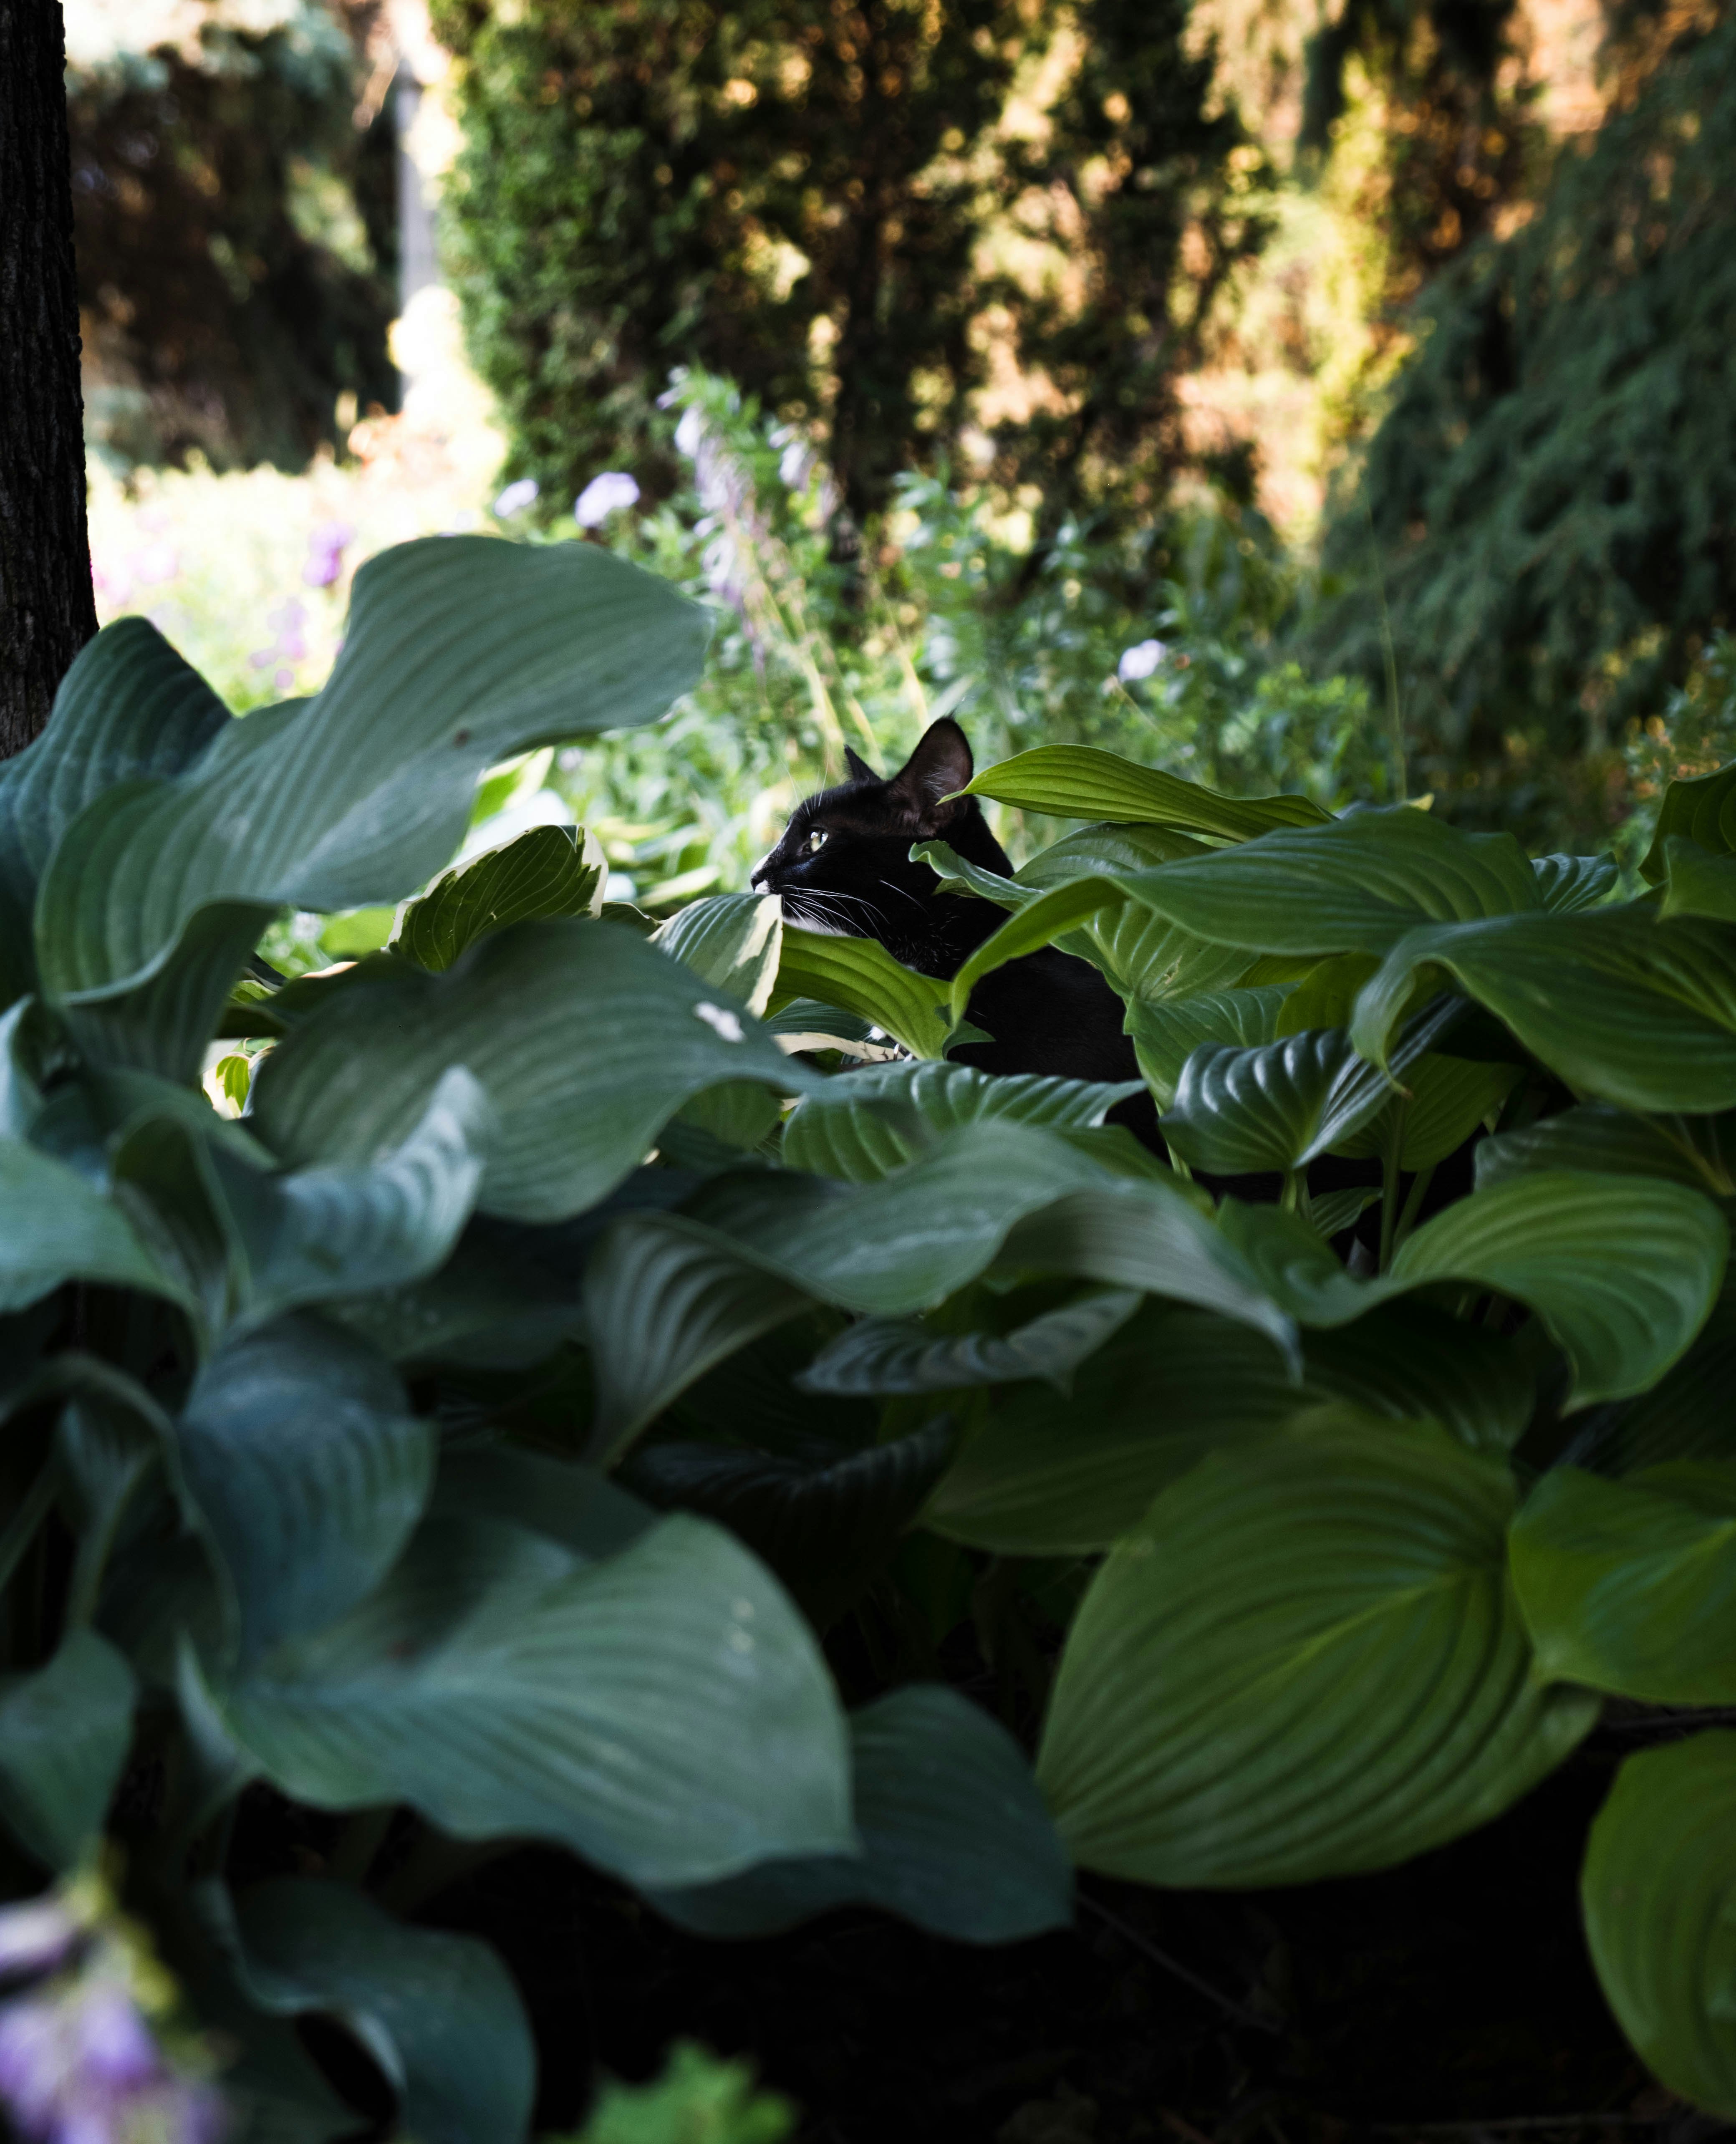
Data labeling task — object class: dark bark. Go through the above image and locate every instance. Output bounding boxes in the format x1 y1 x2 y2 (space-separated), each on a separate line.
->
0 0 96 759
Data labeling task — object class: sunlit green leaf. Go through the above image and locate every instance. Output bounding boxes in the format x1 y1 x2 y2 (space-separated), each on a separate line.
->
653 892 785 1018
769 926 952 1059
1225 1171 1726 1407
1036 1413 1597 1884
1110 809 1542 957
36 541 708 1027
393 823 606 972
961 745 1332 840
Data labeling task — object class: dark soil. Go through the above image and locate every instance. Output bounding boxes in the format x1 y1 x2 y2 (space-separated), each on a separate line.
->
413 1720 1728 2144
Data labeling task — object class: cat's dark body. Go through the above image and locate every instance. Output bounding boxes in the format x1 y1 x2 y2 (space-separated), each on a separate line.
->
752 720 1144 1093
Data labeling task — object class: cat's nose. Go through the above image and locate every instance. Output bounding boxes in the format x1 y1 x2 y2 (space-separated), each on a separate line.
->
750 859 771 888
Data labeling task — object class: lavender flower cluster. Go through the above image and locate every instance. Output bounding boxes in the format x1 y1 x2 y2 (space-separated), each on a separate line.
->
0 1886 226 2144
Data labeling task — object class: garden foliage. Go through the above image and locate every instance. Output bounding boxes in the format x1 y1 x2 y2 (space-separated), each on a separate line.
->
1313 13 1736 817
69 0 397 473
429 0 1259 530
4 535 1736 2131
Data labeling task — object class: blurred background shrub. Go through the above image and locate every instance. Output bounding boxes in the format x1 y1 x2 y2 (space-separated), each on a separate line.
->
67 0 1736 864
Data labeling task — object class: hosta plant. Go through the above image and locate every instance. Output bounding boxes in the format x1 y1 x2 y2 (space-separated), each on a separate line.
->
3 537 1736 2132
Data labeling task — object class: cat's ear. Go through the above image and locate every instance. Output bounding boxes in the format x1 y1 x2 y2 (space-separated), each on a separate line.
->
844 745 879 783
888 719 974 830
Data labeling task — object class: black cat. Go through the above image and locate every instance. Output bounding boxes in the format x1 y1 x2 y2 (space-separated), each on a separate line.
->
751 719 1144 1091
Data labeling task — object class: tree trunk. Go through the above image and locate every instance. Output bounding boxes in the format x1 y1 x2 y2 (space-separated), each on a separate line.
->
0 0 96 760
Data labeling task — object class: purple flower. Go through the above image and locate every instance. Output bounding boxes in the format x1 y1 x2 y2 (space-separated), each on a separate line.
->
573 472 640 527
0 1896 225 2144
493 477 540 518
0 1975 224 2144
301 522 354 589
1118 638 1168 683
0 1904 77 1984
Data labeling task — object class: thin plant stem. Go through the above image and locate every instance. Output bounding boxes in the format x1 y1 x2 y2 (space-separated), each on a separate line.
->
1392 1163 1436 1254
1378 1102 1410 1273
0 1464 58 1600
1079 1894 1279 2035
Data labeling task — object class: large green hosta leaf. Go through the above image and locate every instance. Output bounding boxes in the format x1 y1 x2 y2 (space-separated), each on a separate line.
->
1582 1732 1736 2118
650 1685 1071 1943
1110 809 1541 957
0 622 230 1006
913 843 1245 1008
1476 1102 1736 1198
391 823 606 972
1302 1298 1534 1453
961 746 1332 840
929 1290 1537 1556
653 893 784 1017
174 1319 436 1667
113 1068 489 1348
1158 1010 1464 1176
942 879 1123 1025
1656 837 1736 925
625 1419 954 1629
1224 1171 1727 1408
767 927 952 1059
1388 1172 1726 1406
35 541 707 1018
1533 854 1619 912
1641 760 1736 879
683 1124 1290 1351
0 1631 136 1869
926 1303 1302 1554
235 1878 535 2144
0 1135 167 1311
1574 1281 1736 1475
1036 1414 1597 1884
1125 987 1290 1108
1351 908 1736 1111
1511 1462 1736 1703
201 1511 853 1888
796 1289 1142 1398
780 1061 1141 1183
1328 1053 1519 1173
250 919 809 1222
583 1215 815 1463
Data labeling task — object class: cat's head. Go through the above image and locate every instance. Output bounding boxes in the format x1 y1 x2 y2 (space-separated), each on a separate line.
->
750 719 1010 972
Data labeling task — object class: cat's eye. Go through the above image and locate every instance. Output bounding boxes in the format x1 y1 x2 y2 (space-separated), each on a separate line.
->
805 829 828 855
